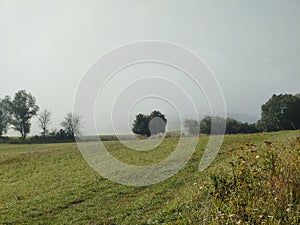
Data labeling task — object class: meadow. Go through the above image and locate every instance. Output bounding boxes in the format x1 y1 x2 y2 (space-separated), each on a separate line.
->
0 131 299 224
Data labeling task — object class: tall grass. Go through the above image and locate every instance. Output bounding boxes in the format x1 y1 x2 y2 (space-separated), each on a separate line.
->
1 131 299 224
170 136 300 224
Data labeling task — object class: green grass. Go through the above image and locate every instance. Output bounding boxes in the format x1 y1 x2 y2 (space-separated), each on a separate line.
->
0 131 299 224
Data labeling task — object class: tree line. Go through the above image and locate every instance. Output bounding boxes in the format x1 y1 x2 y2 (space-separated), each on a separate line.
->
184 93 300 135
0 90 82 143
1 90 299 142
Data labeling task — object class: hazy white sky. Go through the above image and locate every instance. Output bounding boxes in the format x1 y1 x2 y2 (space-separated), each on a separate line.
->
0 0 299 135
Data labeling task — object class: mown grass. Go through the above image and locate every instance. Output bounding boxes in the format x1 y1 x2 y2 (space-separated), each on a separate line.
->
0 131 299 224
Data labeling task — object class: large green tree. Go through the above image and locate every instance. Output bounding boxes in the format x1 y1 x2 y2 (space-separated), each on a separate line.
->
257 94 300 131
132 110 167 137
7 90 39 139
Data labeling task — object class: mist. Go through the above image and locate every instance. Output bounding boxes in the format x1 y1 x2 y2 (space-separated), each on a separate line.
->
0 1 299 135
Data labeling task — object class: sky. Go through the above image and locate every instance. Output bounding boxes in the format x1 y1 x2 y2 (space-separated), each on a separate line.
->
0 0 299 135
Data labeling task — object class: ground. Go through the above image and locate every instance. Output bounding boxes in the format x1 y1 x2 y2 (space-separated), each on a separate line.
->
0 130 299 224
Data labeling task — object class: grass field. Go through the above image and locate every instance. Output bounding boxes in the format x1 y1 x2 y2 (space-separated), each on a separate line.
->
0 131 299 224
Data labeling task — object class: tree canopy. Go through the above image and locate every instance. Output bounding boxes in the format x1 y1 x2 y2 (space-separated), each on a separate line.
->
6 90 39 139
132 110 167 137
257 94 300 131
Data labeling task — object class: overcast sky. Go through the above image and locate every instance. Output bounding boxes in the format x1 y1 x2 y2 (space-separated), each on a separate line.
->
1 1 299 135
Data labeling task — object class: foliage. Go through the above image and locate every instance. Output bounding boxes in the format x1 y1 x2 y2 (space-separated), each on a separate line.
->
132 113 150 136
60 112 82 138
258 94 300 131
200 116 227 135
188 137 300 224
6 90 39 139
132 110 167 137
183 119 200 135
200 116 258 135
226 118 258 134
31 129 76 143
200 116 214 134
0 98 10 136
0 130 75 144
149 132 300 224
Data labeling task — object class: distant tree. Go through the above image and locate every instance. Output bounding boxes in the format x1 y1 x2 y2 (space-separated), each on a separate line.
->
199 116 212 134
183 119 200 135
238 122 258 134
295 93 300 98
225 118 241 134
0 98 11 137
226 118 258 134
200 116 257 134
132 114 150 136
7 90 39 140
38 109 51 138
149 110 167 135
60 112 82 138
200 116 227 135
132 110 167 137
257 94 300 131
0 111 5 137
49 129 71 142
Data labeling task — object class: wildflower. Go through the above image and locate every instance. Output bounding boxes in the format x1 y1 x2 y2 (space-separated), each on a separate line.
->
255 155 260 159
